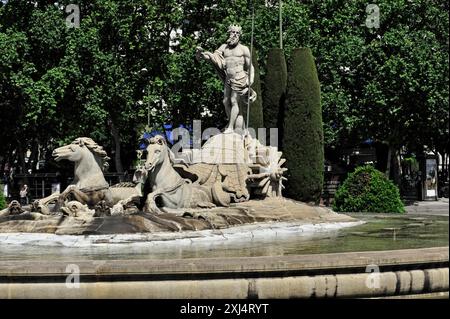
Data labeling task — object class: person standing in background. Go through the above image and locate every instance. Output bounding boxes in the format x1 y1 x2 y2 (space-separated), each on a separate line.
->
19 184 28 206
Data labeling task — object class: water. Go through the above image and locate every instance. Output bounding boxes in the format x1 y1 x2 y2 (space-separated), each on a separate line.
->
0 213 447 261
287 213 448 254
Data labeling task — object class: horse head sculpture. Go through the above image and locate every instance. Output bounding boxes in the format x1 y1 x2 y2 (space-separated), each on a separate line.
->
53 137 109 169
50 137 113 211
145 135 175 172
53 137 110 190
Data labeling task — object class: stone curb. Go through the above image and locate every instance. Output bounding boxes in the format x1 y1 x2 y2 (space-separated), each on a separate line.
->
0 247 448 298
0 268 447 299
0 247 447 278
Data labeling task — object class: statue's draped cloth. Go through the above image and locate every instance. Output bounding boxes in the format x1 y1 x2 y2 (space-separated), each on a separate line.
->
207 50 257 102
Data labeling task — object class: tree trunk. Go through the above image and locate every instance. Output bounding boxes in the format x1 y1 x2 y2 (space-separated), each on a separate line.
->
0 145 9 173
17 145 26 174
28 139 39 173
392 148 402 186
385 145 392 177
108 118 124 175
374 142 388 172
0 157 4 175
442 153 445 172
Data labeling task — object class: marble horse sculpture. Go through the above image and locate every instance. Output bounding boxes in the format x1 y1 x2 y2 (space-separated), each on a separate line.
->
34 137 151 216
143 135 230 214
50 137 114 212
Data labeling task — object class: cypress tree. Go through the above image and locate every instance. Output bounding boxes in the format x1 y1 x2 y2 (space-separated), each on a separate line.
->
241 50 263 131
263 48 287 144
283 48 324 203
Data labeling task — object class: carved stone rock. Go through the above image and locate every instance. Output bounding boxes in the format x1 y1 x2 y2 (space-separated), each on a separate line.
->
0 198 357 235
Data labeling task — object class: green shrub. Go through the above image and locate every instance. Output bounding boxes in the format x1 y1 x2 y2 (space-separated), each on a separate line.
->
283 48 324 203
333 166 405 213
0 186 6 210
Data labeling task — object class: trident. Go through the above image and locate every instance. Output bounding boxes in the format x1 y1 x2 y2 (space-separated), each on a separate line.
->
245 4 255 135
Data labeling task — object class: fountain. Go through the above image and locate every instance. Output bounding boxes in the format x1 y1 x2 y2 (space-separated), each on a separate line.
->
0 25 447 300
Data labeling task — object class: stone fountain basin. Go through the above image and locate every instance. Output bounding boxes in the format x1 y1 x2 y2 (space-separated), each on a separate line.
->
0 198 357 236
0 220 363 248
0 201 447 299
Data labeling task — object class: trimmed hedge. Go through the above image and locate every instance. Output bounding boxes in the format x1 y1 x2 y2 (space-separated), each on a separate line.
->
283 48 324 203
333 165 405 213
263 48 287 141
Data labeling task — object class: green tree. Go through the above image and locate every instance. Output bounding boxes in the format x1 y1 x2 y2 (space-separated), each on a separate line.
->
0 0 448 184
262 48 287 144
283 48 324 203
0 0 181 173
358 2 449 180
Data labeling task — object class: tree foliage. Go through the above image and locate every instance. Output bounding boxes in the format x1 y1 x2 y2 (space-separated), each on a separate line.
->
263 48 287 145
0 0 447 177
283 48 324 202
